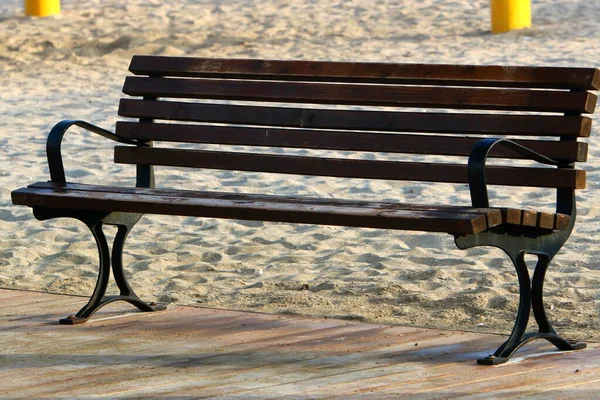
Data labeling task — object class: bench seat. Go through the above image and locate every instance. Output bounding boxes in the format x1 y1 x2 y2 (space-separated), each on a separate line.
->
13 182 570 235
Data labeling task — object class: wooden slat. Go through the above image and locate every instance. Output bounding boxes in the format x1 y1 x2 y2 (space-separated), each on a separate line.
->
119 99 592 137
24 182 501 223
113 146 586 189
115 121 588 162
10 182 573 234
523 210 538 227
25 182 511 231
538 212 555 230
12 185 495 234
122 77 597 113
117 100 593 138
505 208 522 225
22 182 573 231
555 213 571 230
128 56 600 90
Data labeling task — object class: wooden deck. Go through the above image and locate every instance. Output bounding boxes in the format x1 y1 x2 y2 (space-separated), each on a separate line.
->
1 288 599 399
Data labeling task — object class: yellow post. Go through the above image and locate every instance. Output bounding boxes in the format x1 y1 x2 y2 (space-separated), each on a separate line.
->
25 0 61 17
490 0 531 33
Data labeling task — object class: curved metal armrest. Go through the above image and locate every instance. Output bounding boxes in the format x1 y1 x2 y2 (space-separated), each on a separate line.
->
47 120 138 184
468 138 565 208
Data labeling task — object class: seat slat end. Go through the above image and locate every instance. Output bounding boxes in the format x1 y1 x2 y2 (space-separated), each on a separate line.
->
522 210 538 227
577 142 589 162
470 214 489 234
485 209 503 229
505 208 523 225
538 212 556 230
592 68 600 91
555 214 571 230
579 117 592 138
585 92 598 114
575 170 586 189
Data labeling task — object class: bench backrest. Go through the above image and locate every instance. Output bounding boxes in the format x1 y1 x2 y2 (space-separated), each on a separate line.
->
115 56 599 196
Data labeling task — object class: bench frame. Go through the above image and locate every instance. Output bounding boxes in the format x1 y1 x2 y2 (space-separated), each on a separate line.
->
13 58 599 365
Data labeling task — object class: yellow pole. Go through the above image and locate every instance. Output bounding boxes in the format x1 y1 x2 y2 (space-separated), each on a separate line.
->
25 0 61 17
490 0 531 33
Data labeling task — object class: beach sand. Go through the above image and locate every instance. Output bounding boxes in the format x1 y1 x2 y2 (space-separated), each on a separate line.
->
1 0 600 341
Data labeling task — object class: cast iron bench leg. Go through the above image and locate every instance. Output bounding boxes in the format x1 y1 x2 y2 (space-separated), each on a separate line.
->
477 250 585 365
455 227 586 365
33 208 166 324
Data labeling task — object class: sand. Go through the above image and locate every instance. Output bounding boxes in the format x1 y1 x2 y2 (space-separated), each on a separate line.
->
1 0 600 341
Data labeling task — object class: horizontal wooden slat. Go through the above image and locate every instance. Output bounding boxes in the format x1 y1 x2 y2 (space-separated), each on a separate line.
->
115 122 588 162
23 181 502 217
117 100 593 138
35 183 576 230
122 77 597 113
12 184 500 234
129 56 600 90
538 212 555 230
114 146 586 189
11 183 572 233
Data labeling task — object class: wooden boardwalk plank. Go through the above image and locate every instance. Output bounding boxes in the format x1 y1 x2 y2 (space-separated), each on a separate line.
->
1 289 598 398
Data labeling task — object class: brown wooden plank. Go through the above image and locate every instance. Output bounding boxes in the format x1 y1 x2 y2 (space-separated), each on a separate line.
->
505 209 523 225
485 210 503 227
523 210 538 227
11 186 492 234
28 183 572 231
22 181 501 221
122 77 597 113
538 212 555 230
113 146 586 189
12 182 575 234
555 213 571 230
46 181 588 232
117 100 593 138
128 56 600 90
115 121 588 162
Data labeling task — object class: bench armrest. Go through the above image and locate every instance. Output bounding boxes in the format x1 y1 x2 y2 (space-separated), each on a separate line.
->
47 120 138 184
467 138 565 208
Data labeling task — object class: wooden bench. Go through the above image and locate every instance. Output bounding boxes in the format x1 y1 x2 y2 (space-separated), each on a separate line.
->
12 56 599 365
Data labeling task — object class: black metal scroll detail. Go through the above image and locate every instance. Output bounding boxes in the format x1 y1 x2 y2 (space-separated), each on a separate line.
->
33 207 166 324
455 212 585 365
46 120 138 184
467 138 565 208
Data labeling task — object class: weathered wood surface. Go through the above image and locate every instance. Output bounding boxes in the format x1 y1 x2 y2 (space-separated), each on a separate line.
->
115 120 589 162
12 182 500 235
122 76 597 113
1 289 599 399
128 55 600 90
113 146 586 189
117 100 593 138
12 182 572 234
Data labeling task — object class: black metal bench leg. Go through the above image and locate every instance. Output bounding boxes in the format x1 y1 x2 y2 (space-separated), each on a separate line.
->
60 216 166 324
477 251 585 365
59 214 167 325
32 208 166 325
530 253 586 352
